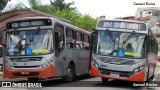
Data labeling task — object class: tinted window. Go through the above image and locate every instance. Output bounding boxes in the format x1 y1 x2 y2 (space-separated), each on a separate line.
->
66 28 75 49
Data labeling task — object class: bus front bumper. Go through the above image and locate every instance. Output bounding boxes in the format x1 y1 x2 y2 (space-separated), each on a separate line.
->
5 64 56 79
90 64 145 82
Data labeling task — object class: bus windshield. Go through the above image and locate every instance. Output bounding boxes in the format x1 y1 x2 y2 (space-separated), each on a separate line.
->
6 29 53 56
93 30 146 58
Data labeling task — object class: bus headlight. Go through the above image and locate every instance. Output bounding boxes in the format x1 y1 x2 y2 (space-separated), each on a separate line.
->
6 60 13 69
6 63 13 69
133 67 139 74
139 65 145 71
39 61 51 68
133 65 145 74
91 60 99 69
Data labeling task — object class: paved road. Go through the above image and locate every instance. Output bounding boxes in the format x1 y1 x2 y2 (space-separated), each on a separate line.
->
0 75 160 90
0 63 160 90
0 76 159 90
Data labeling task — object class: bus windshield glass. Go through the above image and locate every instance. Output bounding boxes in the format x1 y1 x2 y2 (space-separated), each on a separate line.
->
93 30 146 58
6 29 53 56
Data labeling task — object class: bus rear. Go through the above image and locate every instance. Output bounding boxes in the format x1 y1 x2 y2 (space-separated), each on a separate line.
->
90 19 158 83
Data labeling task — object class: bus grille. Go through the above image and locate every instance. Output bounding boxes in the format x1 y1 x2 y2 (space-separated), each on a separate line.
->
99 68 132 78
99 57 136 65
10 57 43 62
13 66 40 68
13 72 39 76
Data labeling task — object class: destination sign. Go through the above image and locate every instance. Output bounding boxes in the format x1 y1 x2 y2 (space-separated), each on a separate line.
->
98 20 146 31
7 19 52 29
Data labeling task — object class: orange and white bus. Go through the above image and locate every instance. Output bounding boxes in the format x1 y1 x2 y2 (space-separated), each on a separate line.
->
4 17 90 82
90 19 158 83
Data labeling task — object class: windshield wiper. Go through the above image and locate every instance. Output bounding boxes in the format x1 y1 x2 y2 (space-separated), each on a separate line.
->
123 31 135 44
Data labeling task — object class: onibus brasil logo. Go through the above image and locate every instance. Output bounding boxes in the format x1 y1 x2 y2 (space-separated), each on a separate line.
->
1 82 42 88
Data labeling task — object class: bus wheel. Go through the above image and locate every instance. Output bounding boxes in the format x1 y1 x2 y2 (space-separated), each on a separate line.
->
63 64 75 82
28 78 39 82
101 78 109 84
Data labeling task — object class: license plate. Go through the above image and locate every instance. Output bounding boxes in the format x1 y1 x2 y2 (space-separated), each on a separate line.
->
110 72 119 77
21 72 29 75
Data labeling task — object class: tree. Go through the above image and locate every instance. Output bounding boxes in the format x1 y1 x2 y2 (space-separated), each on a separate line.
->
54 9 97 31
0 0 9 12
28 0 40 9
50 0 76 11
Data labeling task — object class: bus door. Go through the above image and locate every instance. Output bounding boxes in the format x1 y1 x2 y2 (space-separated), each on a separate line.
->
54 23 66 76
83 34 90 73
75 32 84 74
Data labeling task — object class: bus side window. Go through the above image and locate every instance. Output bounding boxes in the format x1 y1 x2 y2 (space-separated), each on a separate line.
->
75 31 83 50
84 34 89 50
54 23 64 56
66 27 75 49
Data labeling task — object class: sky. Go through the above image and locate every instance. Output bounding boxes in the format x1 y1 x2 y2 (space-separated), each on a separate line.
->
6 0 160 18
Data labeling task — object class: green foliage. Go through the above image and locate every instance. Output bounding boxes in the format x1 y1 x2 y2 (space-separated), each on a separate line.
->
54 9 97 31
79 14 98 31
0 0 8 12
28 0 39 8
50 0 76 11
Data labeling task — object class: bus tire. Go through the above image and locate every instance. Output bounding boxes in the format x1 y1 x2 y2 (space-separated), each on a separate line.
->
63 64 75 82
28 78 39 82
150 65 156 79
101 78 109 84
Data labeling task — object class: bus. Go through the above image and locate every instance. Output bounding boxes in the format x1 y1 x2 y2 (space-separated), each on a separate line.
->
4 17 90 82
90 19 158 83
